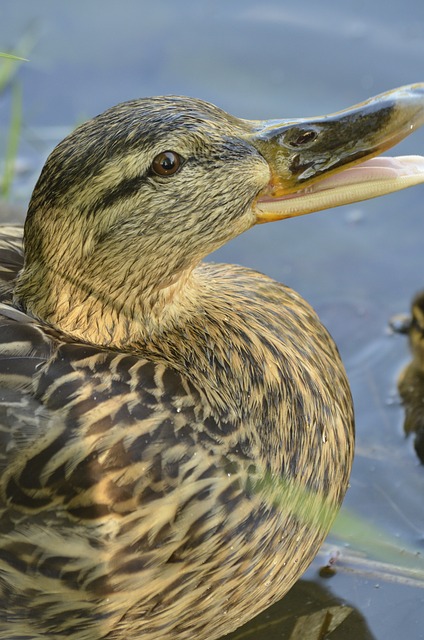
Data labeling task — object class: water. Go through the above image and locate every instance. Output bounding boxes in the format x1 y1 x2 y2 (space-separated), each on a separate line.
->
1 1 424 637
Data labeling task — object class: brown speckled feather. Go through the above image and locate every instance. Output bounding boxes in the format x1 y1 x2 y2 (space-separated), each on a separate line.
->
0 226 23 289
0 227 353 640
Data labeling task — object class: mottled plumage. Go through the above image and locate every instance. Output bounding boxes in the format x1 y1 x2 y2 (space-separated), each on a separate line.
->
0 87 423 639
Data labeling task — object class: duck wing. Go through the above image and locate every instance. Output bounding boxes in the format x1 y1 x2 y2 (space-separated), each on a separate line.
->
0 226 24 296
0 294 247 638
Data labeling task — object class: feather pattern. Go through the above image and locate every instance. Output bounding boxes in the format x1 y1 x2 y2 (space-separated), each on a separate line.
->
0 227 353 639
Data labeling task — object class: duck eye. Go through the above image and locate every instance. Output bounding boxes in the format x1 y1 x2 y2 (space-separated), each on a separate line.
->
151 151 183 176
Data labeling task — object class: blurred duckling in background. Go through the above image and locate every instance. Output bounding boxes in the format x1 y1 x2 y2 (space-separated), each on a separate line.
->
394 293 424 463
1 85 424 639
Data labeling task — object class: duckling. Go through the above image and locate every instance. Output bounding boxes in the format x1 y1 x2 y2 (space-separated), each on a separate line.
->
395 293 424 462
1 85 424 640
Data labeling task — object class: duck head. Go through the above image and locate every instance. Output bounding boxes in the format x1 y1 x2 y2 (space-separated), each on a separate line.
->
15 84 424 345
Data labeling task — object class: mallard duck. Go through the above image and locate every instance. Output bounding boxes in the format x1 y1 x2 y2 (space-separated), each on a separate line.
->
1 85 424 640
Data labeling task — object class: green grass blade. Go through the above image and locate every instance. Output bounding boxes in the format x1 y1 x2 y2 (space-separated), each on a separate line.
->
0 52 29 62
0 32 33 93
1 83 22 199
331 505 424 577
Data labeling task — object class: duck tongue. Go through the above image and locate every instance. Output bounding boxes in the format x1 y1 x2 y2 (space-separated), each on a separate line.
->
255 155 424 220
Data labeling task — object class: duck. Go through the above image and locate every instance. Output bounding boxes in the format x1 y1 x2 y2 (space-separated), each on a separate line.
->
1 84 424 640
394 292 424 463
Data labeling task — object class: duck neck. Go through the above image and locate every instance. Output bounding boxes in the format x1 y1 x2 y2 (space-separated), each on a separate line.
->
14 247 199 349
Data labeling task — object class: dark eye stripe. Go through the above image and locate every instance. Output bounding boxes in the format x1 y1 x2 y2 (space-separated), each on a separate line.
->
96 174 146 210
94 151 187 212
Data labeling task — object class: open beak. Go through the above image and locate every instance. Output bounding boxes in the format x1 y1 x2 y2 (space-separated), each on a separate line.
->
250 83 424 222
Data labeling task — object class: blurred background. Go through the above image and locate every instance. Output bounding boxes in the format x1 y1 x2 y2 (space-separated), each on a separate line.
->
1 1 424 638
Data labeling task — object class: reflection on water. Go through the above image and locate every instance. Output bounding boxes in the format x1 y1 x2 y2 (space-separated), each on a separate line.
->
226 578 376 640
1 1 424 638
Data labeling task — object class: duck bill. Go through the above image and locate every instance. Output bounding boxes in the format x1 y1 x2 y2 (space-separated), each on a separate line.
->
251 83 424 223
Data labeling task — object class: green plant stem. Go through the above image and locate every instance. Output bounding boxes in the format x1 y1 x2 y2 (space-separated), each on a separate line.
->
2 83 22 199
